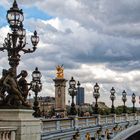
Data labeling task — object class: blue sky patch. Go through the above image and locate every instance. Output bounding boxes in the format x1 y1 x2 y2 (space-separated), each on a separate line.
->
23 7 53 20
0 5 53 28
0 6 7 27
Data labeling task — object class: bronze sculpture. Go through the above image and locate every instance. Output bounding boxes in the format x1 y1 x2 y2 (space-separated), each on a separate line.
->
1 68 30 107
17 70 31 101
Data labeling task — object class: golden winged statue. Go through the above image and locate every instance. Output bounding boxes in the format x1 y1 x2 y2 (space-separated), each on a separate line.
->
56 65 64 79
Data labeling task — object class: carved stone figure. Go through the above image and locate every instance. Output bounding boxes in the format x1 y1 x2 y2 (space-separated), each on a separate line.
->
56 65 64 79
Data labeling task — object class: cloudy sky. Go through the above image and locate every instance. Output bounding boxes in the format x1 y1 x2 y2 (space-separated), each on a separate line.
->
0 0 140 107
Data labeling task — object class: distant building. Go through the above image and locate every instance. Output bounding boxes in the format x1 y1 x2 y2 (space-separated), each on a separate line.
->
76 87 85 105
28 96 55 116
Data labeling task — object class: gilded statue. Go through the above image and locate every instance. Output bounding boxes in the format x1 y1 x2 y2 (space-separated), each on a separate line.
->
56 65 64 79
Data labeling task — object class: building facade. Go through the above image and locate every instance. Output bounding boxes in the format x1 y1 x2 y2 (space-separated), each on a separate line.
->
76 87 85 105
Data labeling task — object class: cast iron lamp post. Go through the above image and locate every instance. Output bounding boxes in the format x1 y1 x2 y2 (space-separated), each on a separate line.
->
77 81 80 88
122 90 127 113
0 0 39 75
93 83 100 114
132 93 136 113
68 77 77 115
31 67 42 117
110 87 116 114
77 81 80 116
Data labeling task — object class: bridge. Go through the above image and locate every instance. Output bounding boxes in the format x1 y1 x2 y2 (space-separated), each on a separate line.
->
0 113 140 140
41 113 140 140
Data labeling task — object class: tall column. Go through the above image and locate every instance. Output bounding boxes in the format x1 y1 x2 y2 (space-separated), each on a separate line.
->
53 78 67 117
53 65 67 117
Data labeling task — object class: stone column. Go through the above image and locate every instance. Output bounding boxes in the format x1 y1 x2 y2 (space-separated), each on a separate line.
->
53 78 67 117
0 109 41 140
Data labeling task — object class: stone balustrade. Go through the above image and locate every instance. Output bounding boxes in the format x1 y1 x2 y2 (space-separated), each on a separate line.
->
42 113 138 133
41 113 139 140
0 127 17 140
0 113 138 140
42 118 73 132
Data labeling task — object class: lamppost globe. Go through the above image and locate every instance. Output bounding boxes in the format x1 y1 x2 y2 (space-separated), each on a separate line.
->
7 0 24 30
110 87 116 101
94 83 100 93
77 81 80 87
132 93 136 101
110 87 116 114
122 90 127 97
69 77 76 88
17 23 26 39
32 67 42 82
93 92 100 99
110 87 115 94
31 31 39 47
68 87 73 96
132 93 136 113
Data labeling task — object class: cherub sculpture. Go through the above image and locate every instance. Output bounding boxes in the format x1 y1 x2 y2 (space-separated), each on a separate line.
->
17 70 31 101
0 68 30 107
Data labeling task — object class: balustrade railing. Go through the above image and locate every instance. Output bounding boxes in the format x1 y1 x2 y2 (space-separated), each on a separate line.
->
0 127 17 140
78 116 97 127
42 113 139 134
42 118 73 132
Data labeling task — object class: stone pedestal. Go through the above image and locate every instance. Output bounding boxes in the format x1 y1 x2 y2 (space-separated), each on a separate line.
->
53 78 67 116
0 109 41 140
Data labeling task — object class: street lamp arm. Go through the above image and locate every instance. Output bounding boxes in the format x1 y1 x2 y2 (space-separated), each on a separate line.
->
21 47 36 54
0 46 7 51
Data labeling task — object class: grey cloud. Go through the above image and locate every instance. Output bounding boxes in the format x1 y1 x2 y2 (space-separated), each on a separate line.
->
36 0 140 38
1 0 140 106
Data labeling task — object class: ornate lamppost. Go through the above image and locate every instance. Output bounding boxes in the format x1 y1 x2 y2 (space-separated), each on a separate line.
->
110 87 116 114
68 77 77 115
0 0 39 75
77 81 80 116
77 81 80 89
31 67 42 117
0 0 39 108
132 93 136 113
93 83 100 114
122 90 127 114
